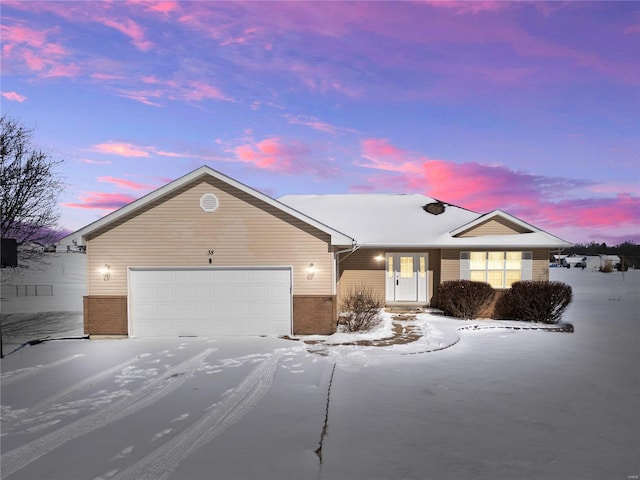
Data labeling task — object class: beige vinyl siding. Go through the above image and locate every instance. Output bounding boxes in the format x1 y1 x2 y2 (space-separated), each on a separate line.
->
87 178 333 296
455 217 532 237
441 248 550 284
531 249 550 281
337 249 385 306
338 249 441 306
441 249 461 283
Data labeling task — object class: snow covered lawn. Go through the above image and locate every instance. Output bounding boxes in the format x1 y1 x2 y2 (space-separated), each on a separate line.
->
1 268 638 479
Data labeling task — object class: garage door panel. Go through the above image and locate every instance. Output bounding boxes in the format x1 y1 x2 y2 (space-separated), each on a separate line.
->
130 267 291 337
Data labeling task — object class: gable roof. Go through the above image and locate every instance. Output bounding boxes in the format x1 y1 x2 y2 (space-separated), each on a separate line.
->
279 194 572 248
449 209 534 236
59 166 355 247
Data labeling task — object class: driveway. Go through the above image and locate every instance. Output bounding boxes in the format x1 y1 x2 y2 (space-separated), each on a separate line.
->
1 336 333 480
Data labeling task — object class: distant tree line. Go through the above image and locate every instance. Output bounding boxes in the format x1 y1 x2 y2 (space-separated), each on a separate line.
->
560 241 640 269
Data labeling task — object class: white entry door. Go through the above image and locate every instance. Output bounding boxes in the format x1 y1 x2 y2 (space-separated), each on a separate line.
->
129 267 292 337
386 253 428 303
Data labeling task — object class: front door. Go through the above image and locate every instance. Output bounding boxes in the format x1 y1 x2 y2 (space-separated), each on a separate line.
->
386 253 427 303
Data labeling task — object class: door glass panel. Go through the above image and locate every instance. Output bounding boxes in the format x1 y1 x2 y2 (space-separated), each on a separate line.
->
387 256 394 277
419 256 426 278
400 256 414 278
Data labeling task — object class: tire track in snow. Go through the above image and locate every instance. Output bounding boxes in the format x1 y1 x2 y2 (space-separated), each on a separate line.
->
111 353 281 480
4 355 144 425
0 354 85 386
1 348 215 479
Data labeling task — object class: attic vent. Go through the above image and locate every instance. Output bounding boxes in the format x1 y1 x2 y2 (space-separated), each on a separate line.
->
200 193 219 213
423 201 445 215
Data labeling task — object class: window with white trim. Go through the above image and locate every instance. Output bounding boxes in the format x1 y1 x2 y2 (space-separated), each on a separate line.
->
461 251 532 288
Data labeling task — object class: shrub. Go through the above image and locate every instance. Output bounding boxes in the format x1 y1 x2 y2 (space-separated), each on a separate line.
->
494 281 572 324
339 284 383 332
600 260 614 273
616 257 629 271
435 280 495 319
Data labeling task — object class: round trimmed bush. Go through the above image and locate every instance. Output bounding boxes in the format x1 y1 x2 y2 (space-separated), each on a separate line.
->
494 281 572 324
435 280 495 319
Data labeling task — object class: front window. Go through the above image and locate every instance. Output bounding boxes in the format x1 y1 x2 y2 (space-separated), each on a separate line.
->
470 251 524 288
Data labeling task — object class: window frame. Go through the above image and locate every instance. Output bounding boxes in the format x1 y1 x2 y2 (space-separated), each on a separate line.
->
460 251 532 288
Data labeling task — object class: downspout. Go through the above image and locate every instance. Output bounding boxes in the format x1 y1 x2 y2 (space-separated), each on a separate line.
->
334 242 360 298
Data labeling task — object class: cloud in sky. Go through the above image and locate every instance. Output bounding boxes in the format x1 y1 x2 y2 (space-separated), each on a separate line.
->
1 23 76 78
62 192 137 211
3 0 636 107
283 114 344 135
98 16 153 52
93 142 151 158
2 91 27 102
97 176 155 191
357 138 639 243
79 158 111 165
233 137 337 177
90 142 220 162
63 175 166 213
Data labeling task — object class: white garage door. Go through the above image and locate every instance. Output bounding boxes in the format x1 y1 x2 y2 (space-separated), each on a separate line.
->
129 267 292 337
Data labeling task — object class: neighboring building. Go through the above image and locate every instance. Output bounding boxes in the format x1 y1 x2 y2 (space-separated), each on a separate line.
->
60 166 572 338
599 254 622 270
560 254 589 268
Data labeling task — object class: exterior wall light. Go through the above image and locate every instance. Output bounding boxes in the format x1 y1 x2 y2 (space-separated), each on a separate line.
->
306 263 315 280
102 264 111 281
374 254 385 262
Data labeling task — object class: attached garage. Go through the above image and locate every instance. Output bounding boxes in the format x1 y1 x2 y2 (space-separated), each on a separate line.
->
129 267 292 337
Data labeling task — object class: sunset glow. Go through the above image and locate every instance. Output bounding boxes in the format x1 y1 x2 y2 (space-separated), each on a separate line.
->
1 1 638 244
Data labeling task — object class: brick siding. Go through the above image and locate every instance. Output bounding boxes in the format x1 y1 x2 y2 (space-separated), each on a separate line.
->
293 295 337 335
83 295 128 336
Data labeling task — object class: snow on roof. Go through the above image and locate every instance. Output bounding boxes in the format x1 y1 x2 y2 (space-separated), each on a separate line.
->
279 194 473 246
279 194 572 248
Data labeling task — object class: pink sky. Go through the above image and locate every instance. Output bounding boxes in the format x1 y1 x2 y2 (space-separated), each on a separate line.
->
1 1 638 244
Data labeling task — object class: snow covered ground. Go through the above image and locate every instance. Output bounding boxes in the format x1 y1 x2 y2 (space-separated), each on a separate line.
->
1 266 638 479
1 252 86 354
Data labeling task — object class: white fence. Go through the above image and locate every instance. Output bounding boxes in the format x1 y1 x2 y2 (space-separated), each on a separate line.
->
2 285 54 297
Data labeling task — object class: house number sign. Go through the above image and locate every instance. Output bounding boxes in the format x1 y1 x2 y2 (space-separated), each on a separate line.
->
207 250 215 255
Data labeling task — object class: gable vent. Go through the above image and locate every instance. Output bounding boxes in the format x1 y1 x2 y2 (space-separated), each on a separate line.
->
200 193 219 212
423 201 445 215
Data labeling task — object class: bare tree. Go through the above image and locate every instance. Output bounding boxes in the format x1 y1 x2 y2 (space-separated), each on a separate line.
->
1 116 64 245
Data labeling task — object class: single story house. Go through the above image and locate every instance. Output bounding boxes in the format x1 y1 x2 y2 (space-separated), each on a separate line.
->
559 254 589 268
60 166 572 338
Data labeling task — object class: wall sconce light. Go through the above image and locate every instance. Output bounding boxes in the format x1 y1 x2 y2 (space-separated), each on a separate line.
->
306 263 315 280
374 254 385 262
102 264 111 281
